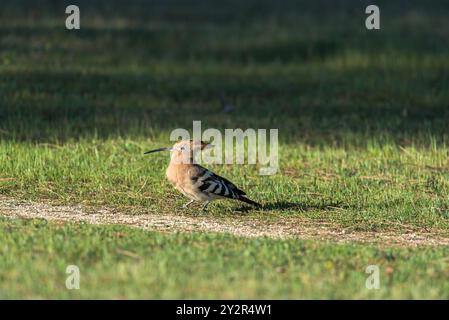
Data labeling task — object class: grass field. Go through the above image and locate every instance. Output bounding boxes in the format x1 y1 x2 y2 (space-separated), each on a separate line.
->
1 0 449 299
2 218 449 299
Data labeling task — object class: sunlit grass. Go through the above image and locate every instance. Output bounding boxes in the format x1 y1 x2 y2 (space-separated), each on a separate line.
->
1 139 448 232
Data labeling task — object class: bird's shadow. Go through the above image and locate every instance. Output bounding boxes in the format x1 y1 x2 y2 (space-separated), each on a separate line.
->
234 201 348 214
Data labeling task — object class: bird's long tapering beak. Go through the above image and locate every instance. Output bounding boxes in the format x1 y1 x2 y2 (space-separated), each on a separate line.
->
144 147 172 154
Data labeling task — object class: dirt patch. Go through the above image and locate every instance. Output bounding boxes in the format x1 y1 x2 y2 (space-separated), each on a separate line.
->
1 197 448 247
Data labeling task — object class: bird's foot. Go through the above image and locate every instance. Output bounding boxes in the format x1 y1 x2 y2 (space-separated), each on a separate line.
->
201 201 210 213
182 200 195 209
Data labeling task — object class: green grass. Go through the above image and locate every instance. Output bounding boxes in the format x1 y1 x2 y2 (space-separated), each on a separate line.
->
0 0 449 298
1 140 449 232
1 217 449 299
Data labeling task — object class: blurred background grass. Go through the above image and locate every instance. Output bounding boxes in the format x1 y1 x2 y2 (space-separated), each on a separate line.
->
0 0 448 146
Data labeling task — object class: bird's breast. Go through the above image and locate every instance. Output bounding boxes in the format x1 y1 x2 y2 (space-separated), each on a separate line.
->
165 164 178 186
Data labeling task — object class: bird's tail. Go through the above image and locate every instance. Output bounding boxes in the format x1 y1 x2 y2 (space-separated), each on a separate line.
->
238 196 261 207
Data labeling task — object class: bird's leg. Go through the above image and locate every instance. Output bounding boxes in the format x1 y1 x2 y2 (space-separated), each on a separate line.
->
202 201 210 213
182 200 195 208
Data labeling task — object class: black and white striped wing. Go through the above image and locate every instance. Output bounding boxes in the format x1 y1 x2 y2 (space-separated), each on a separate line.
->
192 168 245 200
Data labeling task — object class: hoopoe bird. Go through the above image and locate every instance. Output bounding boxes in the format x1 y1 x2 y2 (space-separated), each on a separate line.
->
145 140 261 211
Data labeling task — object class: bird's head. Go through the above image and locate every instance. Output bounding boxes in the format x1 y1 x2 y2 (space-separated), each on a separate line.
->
144 139 212 164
